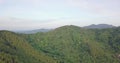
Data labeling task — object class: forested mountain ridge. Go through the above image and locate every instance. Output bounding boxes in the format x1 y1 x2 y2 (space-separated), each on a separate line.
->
0 30 57 63
84 24 115 29
0 25 120 63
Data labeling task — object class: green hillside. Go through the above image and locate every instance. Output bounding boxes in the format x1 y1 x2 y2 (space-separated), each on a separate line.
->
0 25 120 63
0 31 57 63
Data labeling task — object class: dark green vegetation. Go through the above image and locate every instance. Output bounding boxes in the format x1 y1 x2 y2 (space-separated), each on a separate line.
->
0 25 120 63
0 31 57 63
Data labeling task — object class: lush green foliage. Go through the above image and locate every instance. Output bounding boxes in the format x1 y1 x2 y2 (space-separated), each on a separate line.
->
0 25 120 63
0 31 57 63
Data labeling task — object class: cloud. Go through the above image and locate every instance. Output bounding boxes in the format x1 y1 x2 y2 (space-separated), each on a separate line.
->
0 17 63 30
67 0 120 17
0 0 5 4
2 0 120 17
9 0 62 7
0 16 120 30
0 0 120 30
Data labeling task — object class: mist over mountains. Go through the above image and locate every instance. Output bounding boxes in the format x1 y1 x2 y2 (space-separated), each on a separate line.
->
12 24 117 34
14 29 52 34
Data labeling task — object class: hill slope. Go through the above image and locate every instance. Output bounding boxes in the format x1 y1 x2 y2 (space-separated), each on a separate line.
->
0 31 57 63
0 25 120 63
22 25 120 63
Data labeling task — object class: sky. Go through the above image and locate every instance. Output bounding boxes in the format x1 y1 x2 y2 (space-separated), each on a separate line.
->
0 0 120 30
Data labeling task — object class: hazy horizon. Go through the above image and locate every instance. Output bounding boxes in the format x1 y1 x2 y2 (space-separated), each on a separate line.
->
0 0 120 30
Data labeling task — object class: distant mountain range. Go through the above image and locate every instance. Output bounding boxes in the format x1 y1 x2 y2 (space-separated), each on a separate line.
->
14 29 51 34
83 24 115 29
13 24 117 34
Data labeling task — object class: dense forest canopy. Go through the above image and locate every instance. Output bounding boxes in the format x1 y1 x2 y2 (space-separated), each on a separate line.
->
0 25 120 63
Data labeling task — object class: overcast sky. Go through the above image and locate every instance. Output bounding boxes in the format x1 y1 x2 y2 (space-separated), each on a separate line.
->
0 0 120 30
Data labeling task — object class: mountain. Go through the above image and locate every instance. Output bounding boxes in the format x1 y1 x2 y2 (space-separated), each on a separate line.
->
0 30 57 63
0 25 120 63
14 29 51 34
84 24 115 29
22 25 120 63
